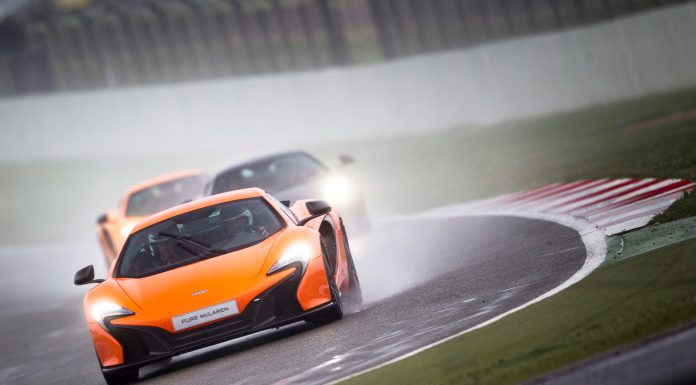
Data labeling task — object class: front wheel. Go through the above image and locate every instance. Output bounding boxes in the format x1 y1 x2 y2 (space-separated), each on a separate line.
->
308 243 343 325
102 366 139 385
342 221 363 313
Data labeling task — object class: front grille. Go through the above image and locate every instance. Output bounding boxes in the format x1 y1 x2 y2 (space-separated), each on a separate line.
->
108 268 304 364
251 266 303 328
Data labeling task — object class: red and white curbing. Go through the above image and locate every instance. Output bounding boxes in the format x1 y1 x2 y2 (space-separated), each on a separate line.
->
331 179 693 385
439 178 694 235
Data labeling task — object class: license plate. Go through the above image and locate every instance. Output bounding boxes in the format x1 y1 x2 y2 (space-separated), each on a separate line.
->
171 300 239 331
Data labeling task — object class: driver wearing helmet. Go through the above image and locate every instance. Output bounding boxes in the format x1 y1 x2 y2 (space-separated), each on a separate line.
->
130 232 181 274
142 225 185 271
220 205 269 250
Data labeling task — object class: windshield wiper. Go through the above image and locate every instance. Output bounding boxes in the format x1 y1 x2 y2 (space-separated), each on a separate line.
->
158 231 210 247
158 231 226 258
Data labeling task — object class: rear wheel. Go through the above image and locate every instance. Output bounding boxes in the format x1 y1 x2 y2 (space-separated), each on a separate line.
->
102 366 139 385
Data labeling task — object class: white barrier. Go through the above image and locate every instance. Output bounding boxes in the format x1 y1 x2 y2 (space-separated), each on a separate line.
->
1 3 695 161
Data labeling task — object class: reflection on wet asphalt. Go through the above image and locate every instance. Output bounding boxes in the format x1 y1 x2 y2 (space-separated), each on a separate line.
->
0 216 585 385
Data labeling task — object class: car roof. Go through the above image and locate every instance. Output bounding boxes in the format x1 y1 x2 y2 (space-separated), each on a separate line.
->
124 169 208 199
212 150 325 177
132 187 265 232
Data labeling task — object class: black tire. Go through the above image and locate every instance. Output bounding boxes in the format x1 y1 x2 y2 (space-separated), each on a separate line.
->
102 366 139 385
308 242 343 325
341 221 363 312
319 220 338 275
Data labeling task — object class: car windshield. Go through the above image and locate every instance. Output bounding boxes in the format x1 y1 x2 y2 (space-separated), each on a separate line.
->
116 197 285 278
126 175 208 217
210 153 327 195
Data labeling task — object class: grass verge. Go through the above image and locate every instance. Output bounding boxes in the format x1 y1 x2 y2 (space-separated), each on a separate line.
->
650 190 696 225
3 88 696 244
320 88 696 220
340 237 696 385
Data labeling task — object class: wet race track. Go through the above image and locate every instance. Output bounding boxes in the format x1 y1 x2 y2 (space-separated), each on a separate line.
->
0 215 586 385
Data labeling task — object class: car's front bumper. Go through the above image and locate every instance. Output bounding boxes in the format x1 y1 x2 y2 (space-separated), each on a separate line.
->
102 268 331 372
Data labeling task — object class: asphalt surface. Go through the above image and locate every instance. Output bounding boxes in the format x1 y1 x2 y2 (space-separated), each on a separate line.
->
0 215 586 385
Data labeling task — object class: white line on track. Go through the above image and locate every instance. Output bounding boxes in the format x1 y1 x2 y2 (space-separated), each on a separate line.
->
329 207 607 385
525 179 630 212
567 179 676 215
512 179 613 211
553 179 657 214
332 179 690 384
594 201 675 228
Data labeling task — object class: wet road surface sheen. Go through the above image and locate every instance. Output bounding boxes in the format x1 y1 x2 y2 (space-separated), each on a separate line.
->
0 216 585 385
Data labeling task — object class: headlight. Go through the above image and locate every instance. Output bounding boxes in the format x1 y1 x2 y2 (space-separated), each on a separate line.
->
322 175 353 206
267 242 314 275
91 301 134 330
120 224 135 237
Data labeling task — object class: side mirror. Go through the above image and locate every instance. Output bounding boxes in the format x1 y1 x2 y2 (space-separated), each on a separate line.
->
338 154 355 167
298 200 332 226
74 265 104 286
306 200 331 216
97 210 117 225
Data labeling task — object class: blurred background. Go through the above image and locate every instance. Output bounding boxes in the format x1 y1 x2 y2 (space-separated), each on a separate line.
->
1 0 693 95
1 0 695 250
2 2 696 383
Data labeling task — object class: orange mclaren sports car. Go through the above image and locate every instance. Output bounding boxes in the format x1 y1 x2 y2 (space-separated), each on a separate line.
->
75 188 362 384
96 170 209 266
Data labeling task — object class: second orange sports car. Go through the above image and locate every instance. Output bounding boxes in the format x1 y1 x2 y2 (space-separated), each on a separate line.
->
75 188 362 384
96 170 209 266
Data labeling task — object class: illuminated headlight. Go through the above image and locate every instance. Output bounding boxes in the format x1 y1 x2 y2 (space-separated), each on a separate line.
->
91 301 134 330
120 224 135 237
322 175 353 206
267 242 315 276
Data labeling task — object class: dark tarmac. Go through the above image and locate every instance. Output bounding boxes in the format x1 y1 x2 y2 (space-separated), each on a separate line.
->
0 215 586 385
